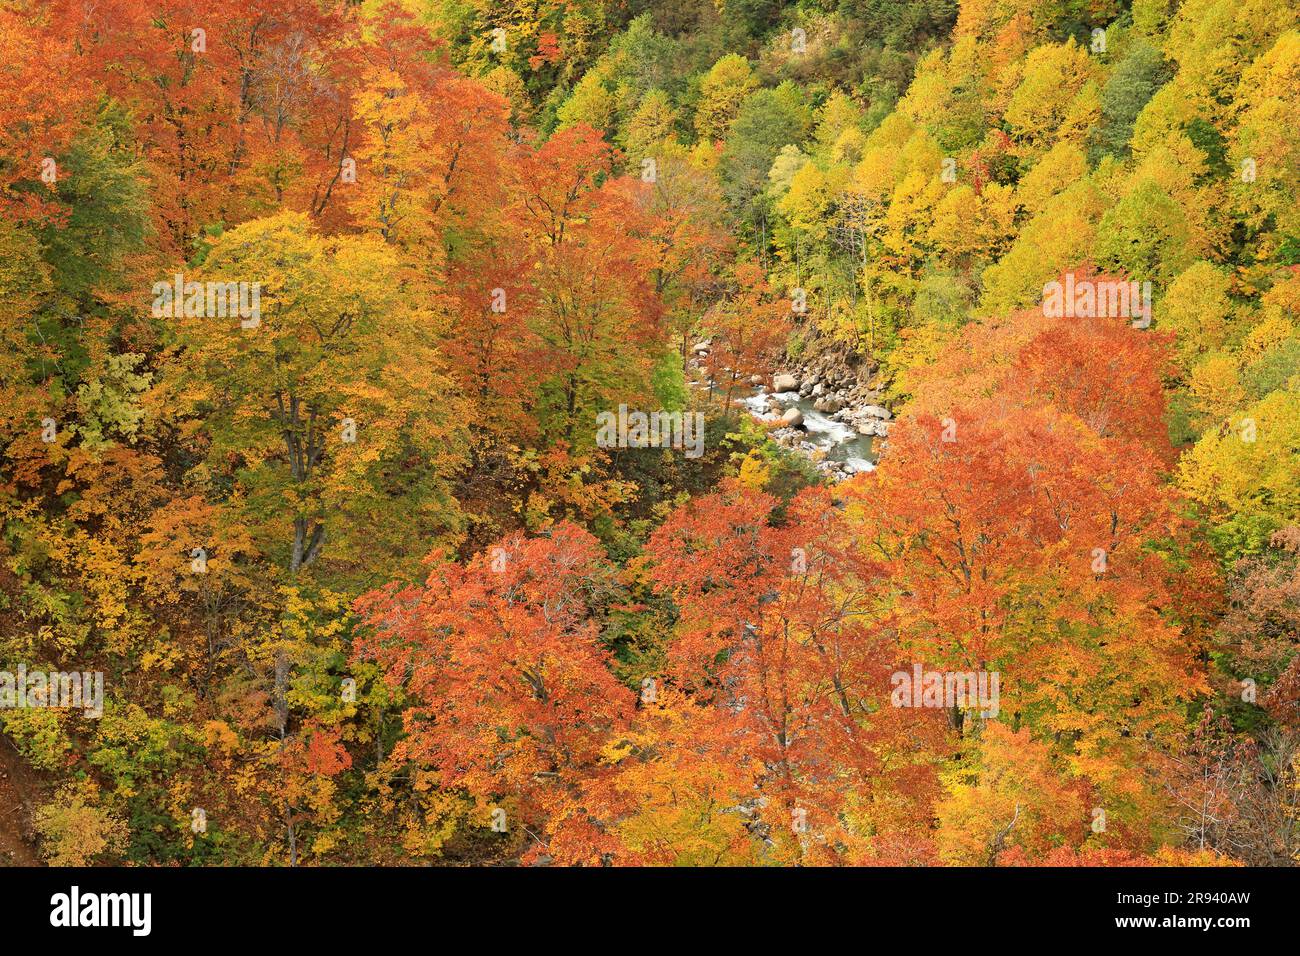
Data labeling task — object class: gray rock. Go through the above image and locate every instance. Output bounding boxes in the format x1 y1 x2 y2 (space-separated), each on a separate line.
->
772 373 799 392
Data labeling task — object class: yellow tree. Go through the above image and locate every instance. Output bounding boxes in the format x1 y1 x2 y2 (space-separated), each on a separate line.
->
1002 40 1098 158
1179 389 1300 556
1229 30 1300 241
1160 262 1236 372
159 211 469 858
694 54 758 142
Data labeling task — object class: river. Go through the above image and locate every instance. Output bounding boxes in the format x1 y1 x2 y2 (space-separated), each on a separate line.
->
740 387 877 475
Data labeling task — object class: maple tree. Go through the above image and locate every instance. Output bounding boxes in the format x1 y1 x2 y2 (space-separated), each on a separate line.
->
637 482 943 864
354 523 635 863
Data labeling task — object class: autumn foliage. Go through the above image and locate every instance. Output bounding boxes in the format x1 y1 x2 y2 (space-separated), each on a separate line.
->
1 0 1297 869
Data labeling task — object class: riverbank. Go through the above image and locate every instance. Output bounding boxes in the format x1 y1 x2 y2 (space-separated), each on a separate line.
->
689 339 895 482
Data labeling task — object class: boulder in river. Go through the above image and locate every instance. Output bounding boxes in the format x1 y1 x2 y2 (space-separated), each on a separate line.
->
772 373 800 392
860 404 892 420
779 407 804 429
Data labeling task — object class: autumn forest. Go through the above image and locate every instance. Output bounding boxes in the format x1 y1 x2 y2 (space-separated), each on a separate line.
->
0 0 1298 871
